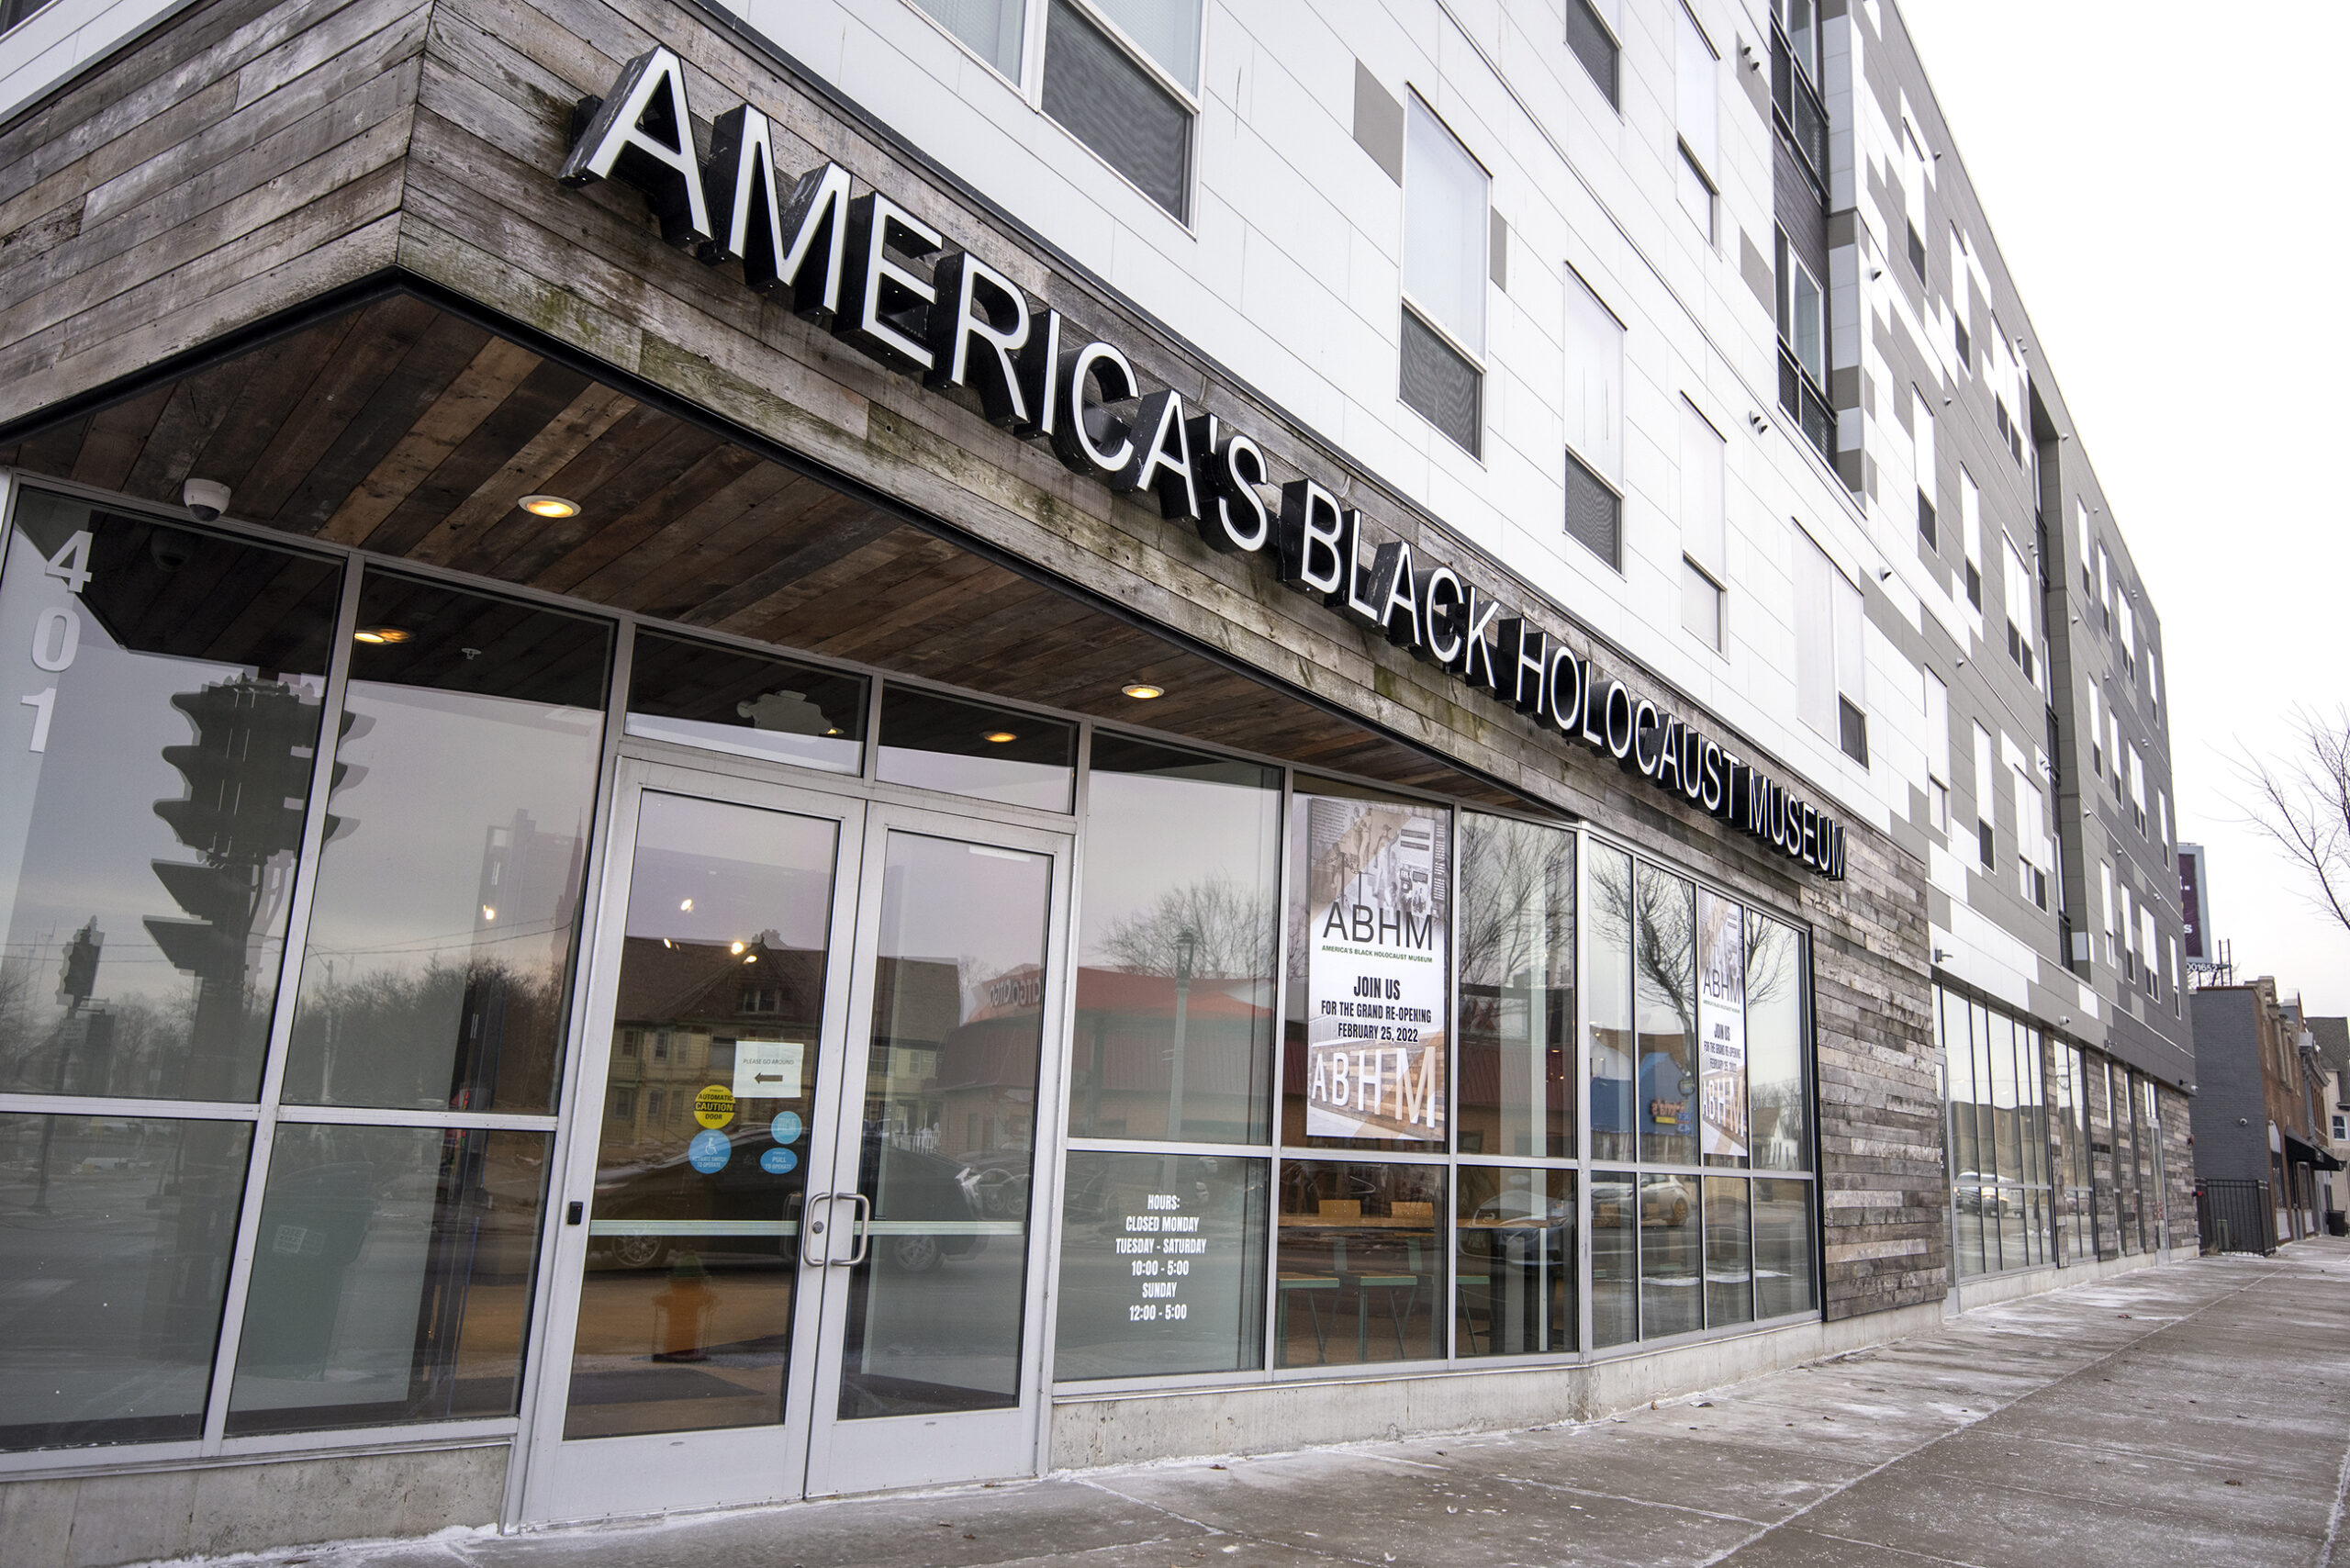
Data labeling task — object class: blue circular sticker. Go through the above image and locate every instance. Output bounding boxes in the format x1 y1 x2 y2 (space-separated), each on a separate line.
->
771 1112 803 1145
759 1147 799 1175
687 1129 731 1174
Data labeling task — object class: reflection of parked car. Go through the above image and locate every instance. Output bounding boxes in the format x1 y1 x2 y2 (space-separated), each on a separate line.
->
959 1146 1037 1220
1590 1180 1696 1229
1463 1191 1572 1261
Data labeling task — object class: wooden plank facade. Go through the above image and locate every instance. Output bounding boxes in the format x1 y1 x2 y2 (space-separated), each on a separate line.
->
0 2 1990 1551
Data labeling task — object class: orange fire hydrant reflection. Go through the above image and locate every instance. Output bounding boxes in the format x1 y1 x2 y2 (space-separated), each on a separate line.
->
651 1250 717 1362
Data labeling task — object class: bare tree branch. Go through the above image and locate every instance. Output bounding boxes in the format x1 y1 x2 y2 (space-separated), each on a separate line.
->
2232 704 2350 937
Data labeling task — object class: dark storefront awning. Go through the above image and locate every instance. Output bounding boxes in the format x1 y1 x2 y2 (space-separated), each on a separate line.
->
0 293 1540 814
2285 1133 2344 1171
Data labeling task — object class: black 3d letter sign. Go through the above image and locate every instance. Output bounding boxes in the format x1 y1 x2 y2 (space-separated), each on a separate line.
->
560 46 1848 879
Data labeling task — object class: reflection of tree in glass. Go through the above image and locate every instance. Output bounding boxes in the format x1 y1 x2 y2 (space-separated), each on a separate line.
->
1457 818 1570 989
1593 861 1695 1034
1743 913 1806 1164
289 957 562 1106
1096 874 1275 980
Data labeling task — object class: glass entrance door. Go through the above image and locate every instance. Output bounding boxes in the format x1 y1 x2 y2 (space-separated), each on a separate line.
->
803 812 1066 1494
521 768 1066 1521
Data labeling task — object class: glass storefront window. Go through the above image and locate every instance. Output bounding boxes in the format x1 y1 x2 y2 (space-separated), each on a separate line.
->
0 1114 252 1450
1591 1170 1637 1346
1745 914 1808 1169
1274 1161 1444 1368
0 491 341 1103
1069 735 1280 1144
1456 814 1573 1159
1633 865 1697 1168
1054 1151 1269 1380
283 573 610 1113
1637 1171 1701 1338
1944 991 1985 1279
876 686 1074 812
1702 1175 1751 1327
625 631 867 774
1695 891 1746 1169
1455 1166 1574 1356
1587 846 1634 1163
1281 780 1450 1153
227 1126 550 1433
1752 1176 1817 1316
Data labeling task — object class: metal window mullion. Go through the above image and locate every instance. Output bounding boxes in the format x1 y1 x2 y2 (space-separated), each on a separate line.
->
1576 824 1595 1357
273 1103 559 1132
505 609 630 1520
1056 0 1203 112
1261 766 1295 1375
0 1093 260 1120
1442 803 1461 1363
199 552 364 1452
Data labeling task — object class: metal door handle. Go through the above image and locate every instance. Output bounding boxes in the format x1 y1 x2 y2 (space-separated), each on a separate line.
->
836 1191 872 1267
802 1193 832 1268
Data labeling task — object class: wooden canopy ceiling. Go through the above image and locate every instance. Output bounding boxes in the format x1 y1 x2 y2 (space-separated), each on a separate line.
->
0 293 1528 809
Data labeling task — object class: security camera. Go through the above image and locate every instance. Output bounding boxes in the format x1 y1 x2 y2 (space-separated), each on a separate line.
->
183 478 229 521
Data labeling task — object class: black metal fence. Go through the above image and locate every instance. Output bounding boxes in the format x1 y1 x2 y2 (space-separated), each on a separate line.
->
2197 1180 2277 1255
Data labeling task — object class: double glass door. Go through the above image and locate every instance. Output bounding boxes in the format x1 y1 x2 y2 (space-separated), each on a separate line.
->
521 761 1067 1521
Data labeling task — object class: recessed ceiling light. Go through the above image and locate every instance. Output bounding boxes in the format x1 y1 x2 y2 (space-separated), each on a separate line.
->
352 626 411 644
1121 683 1165 700
982 731 1017 744
519 494 579 519
481 905 497 922
730 940 745 955
679 898 694 913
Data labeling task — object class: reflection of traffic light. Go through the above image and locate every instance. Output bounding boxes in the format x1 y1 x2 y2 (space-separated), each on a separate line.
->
56 918 101 1008
145 678 351 1098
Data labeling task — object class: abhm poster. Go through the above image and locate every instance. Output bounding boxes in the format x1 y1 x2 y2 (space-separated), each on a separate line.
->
1301 795 1448 1140
1696 890 1748 1159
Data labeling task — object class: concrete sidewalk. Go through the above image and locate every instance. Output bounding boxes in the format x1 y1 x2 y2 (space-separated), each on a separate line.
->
190 1242 2350 1568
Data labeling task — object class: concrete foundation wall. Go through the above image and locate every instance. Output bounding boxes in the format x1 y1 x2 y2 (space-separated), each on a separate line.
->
0 1441 507 1568
1048 1301 1947 1470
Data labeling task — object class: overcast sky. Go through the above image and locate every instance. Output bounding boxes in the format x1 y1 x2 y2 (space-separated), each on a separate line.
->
1897 0 2350 1016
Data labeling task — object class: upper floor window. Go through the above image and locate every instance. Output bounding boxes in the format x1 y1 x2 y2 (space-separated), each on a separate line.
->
1400 95 1488 455
0 0 53 30
912 0 1024 73
2002 536 2036 683
1901 121 1930 276
1913 387 1937 546
1035 0 1203 220
1795 530 1866 764
1679 401 1727 652
1950 227 1973 368
1563 268 1625 570
1771 0 1827 196
1777 0 1821 84
1972 722 1996 869
1959 467 1983 610
1924 669 1952 833
1568 0 1621 107
1675 4 1719 242
1775 230 1831 464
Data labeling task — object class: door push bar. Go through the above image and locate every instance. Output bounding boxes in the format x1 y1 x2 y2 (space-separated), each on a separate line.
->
800 1192 872 1267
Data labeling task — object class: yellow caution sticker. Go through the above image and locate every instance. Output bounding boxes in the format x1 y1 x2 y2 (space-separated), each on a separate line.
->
693 1084 735 1129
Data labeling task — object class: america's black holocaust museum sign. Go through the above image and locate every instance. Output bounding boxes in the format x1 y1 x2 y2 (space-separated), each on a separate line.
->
559 48 1848 879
